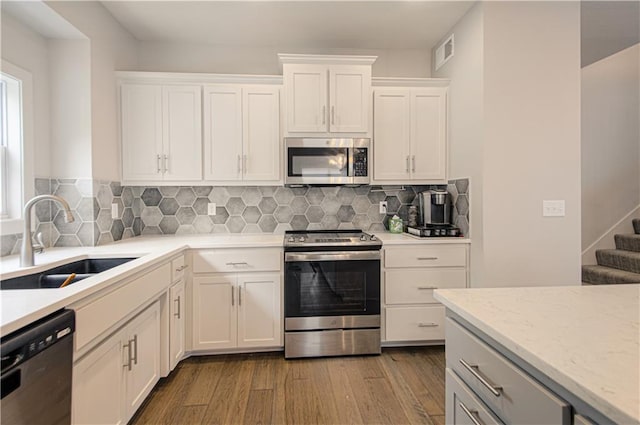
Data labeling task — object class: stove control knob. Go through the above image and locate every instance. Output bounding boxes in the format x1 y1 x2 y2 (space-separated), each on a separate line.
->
370 234 377 241
299 236 305 242
360 235 367 241
288 236 295 242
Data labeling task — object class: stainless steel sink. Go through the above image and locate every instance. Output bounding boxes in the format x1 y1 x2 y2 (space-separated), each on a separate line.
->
1 258 136 290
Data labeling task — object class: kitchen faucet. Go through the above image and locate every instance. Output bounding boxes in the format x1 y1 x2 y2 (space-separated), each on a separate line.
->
20 195 74 267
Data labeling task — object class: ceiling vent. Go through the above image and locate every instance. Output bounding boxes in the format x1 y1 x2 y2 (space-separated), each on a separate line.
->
435 34 454 71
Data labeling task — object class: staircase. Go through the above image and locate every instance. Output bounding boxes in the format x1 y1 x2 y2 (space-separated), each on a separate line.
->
582 219 640 284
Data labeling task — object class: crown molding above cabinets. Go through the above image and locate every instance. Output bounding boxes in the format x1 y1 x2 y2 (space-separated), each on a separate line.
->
116 71 283 86
278 53 377 67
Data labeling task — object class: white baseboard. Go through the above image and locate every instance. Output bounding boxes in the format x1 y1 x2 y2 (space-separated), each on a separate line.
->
582 205 640 265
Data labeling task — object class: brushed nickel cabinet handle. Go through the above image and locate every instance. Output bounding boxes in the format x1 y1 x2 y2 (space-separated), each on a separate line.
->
243 155 247 175
163 154 169 173
412 155 416 172
417 257 438 261
418 322 438 328
174 296 181 319
459 402 484 425
175 264 188 272
331 106 335 125
459 358 502 397
231 286 235 306
123 341 132 371
239 286 242 306
322 106 326 125
417 286 437 290
156 155 162 173
225 262 249 266
237 155 241 173
132 335 138 365
406 156 410 173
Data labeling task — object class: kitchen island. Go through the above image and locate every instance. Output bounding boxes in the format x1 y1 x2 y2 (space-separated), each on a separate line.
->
435 285 640 424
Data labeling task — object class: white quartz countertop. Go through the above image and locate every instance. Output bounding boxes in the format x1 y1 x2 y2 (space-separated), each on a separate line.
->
434 285 640 424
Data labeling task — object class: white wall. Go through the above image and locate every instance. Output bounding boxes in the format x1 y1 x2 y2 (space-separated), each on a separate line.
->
482 2 582 287
0 12 51 178
136 42 431 77
433 3 485 286
581 44 640 253
47 1 139 181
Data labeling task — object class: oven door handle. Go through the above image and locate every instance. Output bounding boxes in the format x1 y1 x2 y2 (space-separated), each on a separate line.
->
285 251 380 262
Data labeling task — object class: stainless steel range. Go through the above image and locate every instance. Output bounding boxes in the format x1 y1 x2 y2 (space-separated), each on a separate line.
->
283 229 382 359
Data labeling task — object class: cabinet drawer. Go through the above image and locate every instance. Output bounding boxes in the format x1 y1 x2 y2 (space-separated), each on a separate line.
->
385 269 466 304
385 305 445 341
192 248 281 273
446 318 571 425
385 245 466 268
446 368 503 425
171 256 186 282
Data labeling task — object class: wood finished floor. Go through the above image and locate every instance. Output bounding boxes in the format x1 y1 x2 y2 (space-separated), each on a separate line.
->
130 347 446 425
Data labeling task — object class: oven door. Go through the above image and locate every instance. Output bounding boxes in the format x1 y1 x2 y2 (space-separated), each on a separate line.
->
284 251 381 322
285 138 354 185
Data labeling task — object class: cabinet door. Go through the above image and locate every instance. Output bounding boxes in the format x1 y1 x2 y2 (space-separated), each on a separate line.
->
121 84 163 182
125 302 160 420
329 65 370 133
162 85 202 181
373 89 411 181
410 88 447 181
72 328 126 425
237 273 282 348
203 85 243 181
242 86 281 181
285 65 328 133
192 275 237 349
169 280 185 371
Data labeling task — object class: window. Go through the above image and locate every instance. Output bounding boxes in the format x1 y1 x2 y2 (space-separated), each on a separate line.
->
0 79 8 218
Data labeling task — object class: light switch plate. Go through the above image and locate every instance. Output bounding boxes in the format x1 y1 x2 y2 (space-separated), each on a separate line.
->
111 203 118 219
543 200 565 217
208 203 216 215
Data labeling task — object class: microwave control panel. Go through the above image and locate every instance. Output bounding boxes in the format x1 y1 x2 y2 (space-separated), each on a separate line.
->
353 148 368 177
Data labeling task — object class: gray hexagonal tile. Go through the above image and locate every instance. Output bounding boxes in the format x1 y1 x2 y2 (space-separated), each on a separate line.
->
35 200 54 223
242 224 261 234
142 188 162 206
227 186 245 197
290 215 309 230
455 195 469 216
397 187 416 204
352 214 372 231
455 178 469 195
321 187 339 196
76 198 98 222
367 204 385 223
321 196 341 215
194 186 213 197
241 187 262 206
76 222 98 246
131 186 144 197
290 197 309 214
95 209 113 233
35 178 50 196
212 207 229 224
307 223 323 231
132 198 143 216
96 232 113 246
121 187 134 207
213 224 229 233
35 222 59 248
352 196 371 214
193 197 209 215
142 226 162 235
259 186 277 196
53 210 81 234
141 206 163 226
96 185 113 209
132 217 144 236
274 205 293 223
242 206 261 224
110 181 123 196
337 187 356 204
291 186 308 196
258 215 277 233
367 190 386 203
274 223 292 234
354 185 370 195
159 216 180 234
176 188 196 206
193 215 213 233
122 229 134 240
455 216 469 237
306 205 325 223
258 197 277 214
227 216 246 233
226 197 246 215
176 207 196 225
385 196 401 213
274 187 294 205
159 198 179 215
369 222 386 232
54 184 82 208
1 234 17 257
111 219 125 240
337 205 356 222
176 225 196 235
321 215 340 229
209 187 230 205
160 186 180 197
55 234 81 247
122 208 134 228
306 187 325 205
50 180 60 195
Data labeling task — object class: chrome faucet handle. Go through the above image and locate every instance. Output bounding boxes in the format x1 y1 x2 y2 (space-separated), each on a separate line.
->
33 232 45 254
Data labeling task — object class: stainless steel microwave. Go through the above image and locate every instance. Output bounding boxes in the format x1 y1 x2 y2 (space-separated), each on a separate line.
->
284 138 370 185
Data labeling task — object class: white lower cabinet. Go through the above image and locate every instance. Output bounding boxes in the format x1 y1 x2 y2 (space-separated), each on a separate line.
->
192 272 281 351
72 301 160 425
169 279 186 371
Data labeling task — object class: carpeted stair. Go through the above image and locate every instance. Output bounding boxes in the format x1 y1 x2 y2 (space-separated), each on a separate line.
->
582 218 640 285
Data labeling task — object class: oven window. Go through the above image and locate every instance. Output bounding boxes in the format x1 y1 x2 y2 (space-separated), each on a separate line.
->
285 259 380 317
288 148 349 177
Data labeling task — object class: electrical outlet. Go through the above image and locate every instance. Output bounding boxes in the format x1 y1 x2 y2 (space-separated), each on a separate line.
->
111 203 118 219
208 203 217 215
543 200 565 217
379 201 387 214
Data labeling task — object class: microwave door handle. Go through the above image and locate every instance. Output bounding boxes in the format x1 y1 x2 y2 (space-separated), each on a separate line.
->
348 147 354 180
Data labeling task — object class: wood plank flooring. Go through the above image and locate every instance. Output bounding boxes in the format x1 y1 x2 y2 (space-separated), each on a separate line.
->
130 346 446 425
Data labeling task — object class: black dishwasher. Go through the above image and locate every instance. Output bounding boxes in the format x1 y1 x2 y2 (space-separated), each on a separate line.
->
1 309 75 425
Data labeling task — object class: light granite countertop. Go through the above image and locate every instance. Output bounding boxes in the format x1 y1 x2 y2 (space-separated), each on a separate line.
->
434 285 640 424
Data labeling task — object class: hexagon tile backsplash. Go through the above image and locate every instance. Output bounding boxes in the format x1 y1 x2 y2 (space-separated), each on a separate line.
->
0 178 469 255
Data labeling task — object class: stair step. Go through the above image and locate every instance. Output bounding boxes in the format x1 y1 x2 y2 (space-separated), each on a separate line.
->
634 218 640 234
615 234 640 252
582 265 640 285
596 249 640 274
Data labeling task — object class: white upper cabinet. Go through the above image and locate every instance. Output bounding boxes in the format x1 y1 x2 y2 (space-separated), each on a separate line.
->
203 84 280 183
120 82 202 184
373 81 448 183
280 54 376 137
